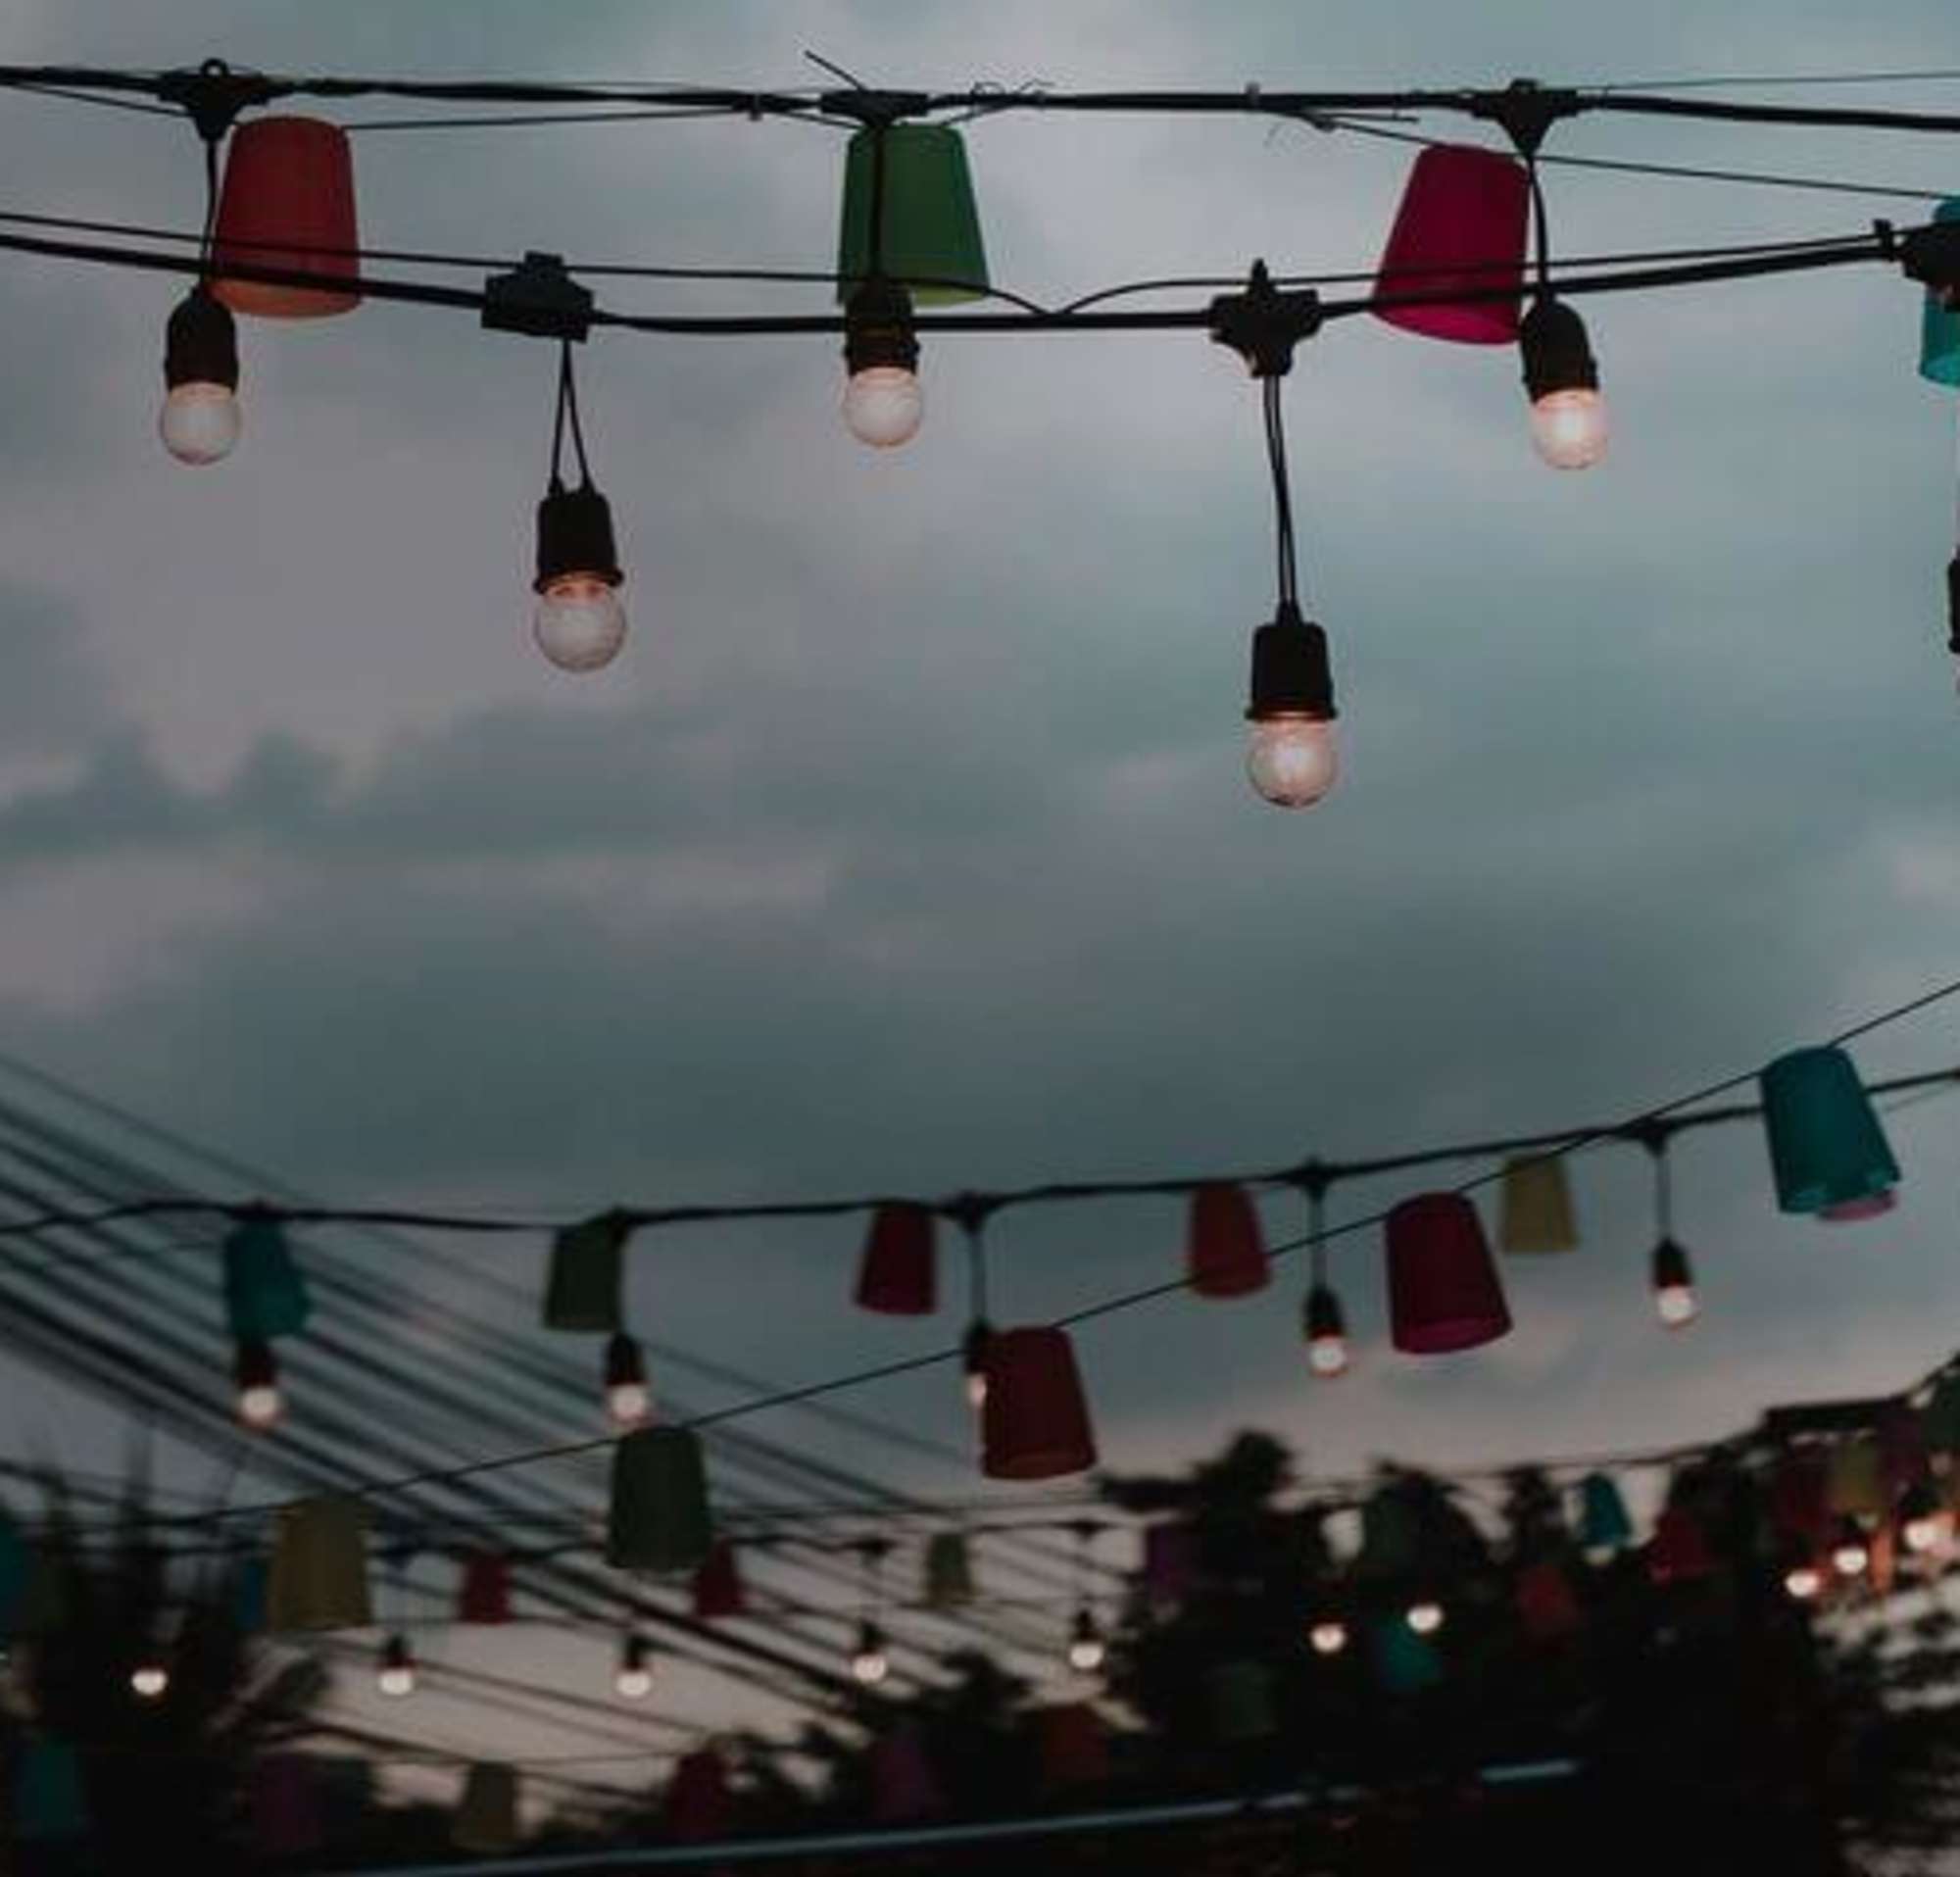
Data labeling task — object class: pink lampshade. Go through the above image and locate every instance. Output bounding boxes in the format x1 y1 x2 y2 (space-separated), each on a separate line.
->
1373 143 1531 344
980 1327 1098 1481
664 1749 730 1844
212 117 361 319
691 1541 746 1619
1385 1194 1512 1354
855 1203 937 1314
250 1753 324 1859
1186 1182 1269 1299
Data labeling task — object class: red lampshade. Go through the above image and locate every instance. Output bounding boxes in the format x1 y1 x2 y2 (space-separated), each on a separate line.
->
1770 1453 1829 1545
870 1725 944 1823
691 1540 745 1619
456 1551 513 1625
980 1327 1098 1481
1372 143 1530 344
1385 1194 1511 1354
1515 1560 1581 1641
664 1749 730 1844
1880 1407 1929 1494
1186 1182 1268 1299
213 117 361 320
250 1754 324 1859
1036 1703 1110 1791
1647 1506 1715 1584
855 1203 937 1314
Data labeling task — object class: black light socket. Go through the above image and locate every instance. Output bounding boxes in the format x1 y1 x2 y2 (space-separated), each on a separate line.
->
1519 295 1598 402
1651 1237 1693 1293
855 1618 885 1656
961 1318 994 1380
1248 602 1338 722
535 483 622 592
619 1633 650 1673
233 1337 277 1392
1071 1605 1102 1646
381 1633 414 1673
1945 555 1960 655
604 1331 645 1392
844 276 919 375
1304 1284 1346 1344
164 287 239 392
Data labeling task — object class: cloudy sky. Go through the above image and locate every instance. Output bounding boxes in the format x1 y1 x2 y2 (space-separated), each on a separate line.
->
2 0 1960 1802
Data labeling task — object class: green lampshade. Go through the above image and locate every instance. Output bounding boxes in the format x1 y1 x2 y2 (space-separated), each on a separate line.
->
544 1210 631 1332
836 124 989 307
224 1214 310 1342
1203 1660 1279 1743
1922 1374 1960 1452
1921 198 1960 386
609 1425 713 1574
14 1739 88 1842
453 1763 520 1854
1760 1046 1900 1215
1577 1471 1633 1552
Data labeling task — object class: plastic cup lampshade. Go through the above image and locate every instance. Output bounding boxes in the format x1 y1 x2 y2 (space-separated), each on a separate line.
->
1385 1194 1511 1354
855 1203 938 1314
211 117 361 320
979 1326 1098 1481
1186 1182 1268 1298
1372 143 1531 344
1760 1046 1899 1216
1920 198 1960 385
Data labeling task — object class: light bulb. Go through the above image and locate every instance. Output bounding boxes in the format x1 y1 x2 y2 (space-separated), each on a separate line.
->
1784 1565 1823 1602
1307 1335 1349 1380
843 367 923 449
1308 1620 1348 1656
607 1382 651 1430
159 383 241 466
1905 1514 1948 1556
1405 1601 1445 1636
1655 1284 1698 1329
130 1662 169 1701
964 1370 988 1411
1833 1541 1871 1579
962 1320 993 1412
1246 716 1339 810
851 1647 889 1687
1529 388 1609 470
377 1635 416 1699
614 1665 654 1702
1067 1636 1106 1674
237 1383 283 1430
533 575 626 672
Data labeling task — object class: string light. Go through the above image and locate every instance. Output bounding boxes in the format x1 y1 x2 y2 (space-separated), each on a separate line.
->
1899 1482 1949 1556
603 1332 651 1430
1308 1618 1349 1656
1405 1600 1446 1635
376 1632 417 1698
1520 296 1608 469
849 1619 890 1687
1642 1129 1699 1328
842 277 922 448
160 285 240 465
1784 1562 1824 1601
1301 1174 1348 1377
129 1655 170 1700
1066 1605 1106 1675
613 1633 654 1701
1831 1522 1872 1579
530 331 625 674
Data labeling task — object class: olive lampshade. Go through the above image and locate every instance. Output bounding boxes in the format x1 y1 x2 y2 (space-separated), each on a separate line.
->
452 1763 519 1855
213 117 361 319
1498 1155 1579 1254
544 1210 631 1332
923 1531 975 1609
267 1496 371 1631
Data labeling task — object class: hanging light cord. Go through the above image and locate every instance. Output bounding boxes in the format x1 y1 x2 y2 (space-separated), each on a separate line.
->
1261 374 1299 611
548 339 594 492
1306 1182 1329 1293
1649 1134 1675 1237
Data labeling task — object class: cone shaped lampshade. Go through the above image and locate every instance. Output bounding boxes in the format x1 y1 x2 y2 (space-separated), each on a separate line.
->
544 1211 630 1332
871 1725 945 1823
19 1542 71 1638
855 1203 937 1314
836 124 988 306
1647 1506 1714 1584
457 1551 514 1624
1825 1437 1886 1517
213 117 361 319
1186 1182 1269 1298
251 1753 325 1860
1499 1157 1579 1254
267 1497 371 1631
980 1326 1098 1480
1578 1472 1633 1552
1921 198 1960 385
691 1540 746 1619
1357 1482 1422 1576
223 1214 310 1342
1143 1520 1199 1605
608 1426 712 1575
1770 1453 1830 1544
665 1749 731 1844
1204 1659 1279 1743
1036 1703 1110 1790
452 1763 519 1855
13 1739 88 1842
1881 1407 1928 1493
1373 143 1530 344
1385 1194 1512 1354
1760 1046 1899 1215
923 1531 975 1609
1923 1374 1960 1453
1516 1560 1582 1641
1372 1618 1444 1694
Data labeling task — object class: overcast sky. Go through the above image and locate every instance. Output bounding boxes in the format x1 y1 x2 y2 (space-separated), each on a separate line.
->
2 0 1960 1806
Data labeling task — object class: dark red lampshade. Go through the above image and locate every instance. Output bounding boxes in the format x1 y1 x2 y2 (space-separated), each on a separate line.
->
1515 1560 1581 1641
1385 1194 1512 1355
213 117 361 320
664 1749 730 1844
456 1551 513 1625
1647 1506 1715 1584
691 1540 746 1619
1770 1453 1829 1546
980 1326 1098 1481
1372 143 1530 344
855 1203 937 1314
1186 1182 1268 1299
1036 1703 1110 1791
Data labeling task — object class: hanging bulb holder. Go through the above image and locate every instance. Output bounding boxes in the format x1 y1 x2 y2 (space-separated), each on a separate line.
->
164 287 239 393
1519 296 1598 402
604 1331 646 1393
1304 1282 1346 1344
1651 1236 1693 1293
157 58 279 145
1944 556 1960 658
1248 601 1338 721
844 276 920 375
483 251 594 343
1468 77 1583 161
233 1335 277 1393
535 483 622 592
1894 217 1960 306
1209 260 1322 378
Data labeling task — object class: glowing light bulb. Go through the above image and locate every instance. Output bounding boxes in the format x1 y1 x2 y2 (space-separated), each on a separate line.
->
1655 1284 1698 1329
1784 1564 1823 1602
130 1661 169 1701
233 1338 282 1431
843 367 923 449
1247 716 1339 810
237 1383 283 1430
1529 388 1609 470
533 575 626 673
1833 1539 1871 1579
1067 1609 1105 1675
1307 1335 1349 1380
377 1635 416 1699
851 1646 889 1687
962 1320 993 1413
1905 1513 1949 1556
1308 1620 1348 1656
614 1664 654 1701
1405 1601 1445 1636
159 383 241 466
606 1382 651 1430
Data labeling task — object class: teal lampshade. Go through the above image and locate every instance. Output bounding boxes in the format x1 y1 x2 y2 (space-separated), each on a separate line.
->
1921 198 1960 386
223 1213 310 1342
14 1739 88 1842
1760 1046 1900 1215
1372 1618 1443 1694
230 1552 270 1634
544 1210 631 1332
836 125 989 306
1578 1471 1634 1552
608 1425 713 1574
